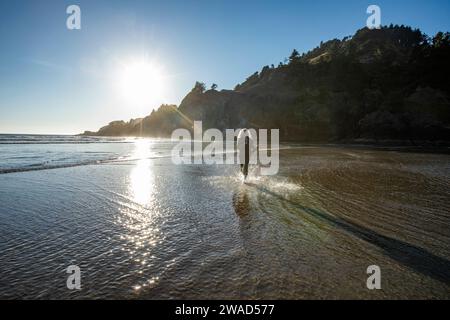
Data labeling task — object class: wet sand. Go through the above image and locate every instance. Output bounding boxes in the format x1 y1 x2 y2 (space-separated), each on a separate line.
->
0 144 449 299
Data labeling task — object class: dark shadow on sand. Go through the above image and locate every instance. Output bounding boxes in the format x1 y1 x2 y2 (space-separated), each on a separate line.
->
243 182 450 286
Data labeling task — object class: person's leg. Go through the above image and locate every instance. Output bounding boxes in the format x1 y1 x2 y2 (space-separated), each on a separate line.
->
243 162 249 178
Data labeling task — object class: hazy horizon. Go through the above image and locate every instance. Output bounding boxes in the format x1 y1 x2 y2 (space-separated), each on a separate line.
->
1 0 450 135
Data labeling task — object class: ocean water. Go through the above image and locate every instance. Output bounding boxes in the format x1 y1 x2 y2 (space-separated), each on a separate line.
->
0 134 173 174
0 135 449 299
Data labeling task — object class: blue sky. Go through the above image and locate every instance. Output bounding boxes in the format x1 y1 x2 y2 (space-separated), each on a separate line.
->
0 0 449 134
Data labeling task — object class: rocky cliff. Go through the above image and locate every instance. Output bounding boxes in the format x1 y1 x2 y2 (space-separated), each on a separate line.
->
82 26 450 143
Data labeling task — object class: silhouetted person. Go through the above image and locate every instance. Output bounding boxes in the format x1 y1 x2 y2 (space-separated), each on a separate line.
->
237 129 255 180
241 135 250 178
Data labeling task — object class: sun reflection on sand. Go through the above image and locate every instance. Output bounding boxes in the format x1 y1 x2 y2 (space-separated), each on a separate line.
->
129 139 154 205
118 139 163 292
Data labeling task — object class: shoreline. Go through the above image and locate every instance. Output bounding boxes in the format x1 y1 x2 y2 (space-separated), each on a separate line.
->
78 134 450 154
3 133 450 155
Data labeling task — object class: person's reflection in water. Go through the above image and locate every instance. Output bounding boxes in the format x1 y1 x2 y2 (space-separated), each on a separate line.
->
232 186 262 283
232 188 251 216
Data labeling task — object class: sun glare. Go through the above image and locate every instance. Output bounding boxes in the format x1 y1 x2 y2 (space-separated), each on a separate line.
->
117 58 166 108
129 139 154 205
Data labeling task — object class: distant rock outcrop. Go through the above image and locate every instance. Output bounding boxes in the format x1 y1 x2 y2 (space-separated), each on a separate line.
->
82 26 450 143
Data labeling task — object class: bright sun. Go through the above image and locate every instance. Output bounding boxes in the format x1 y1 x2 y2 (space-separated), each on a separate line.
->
117 58 166 108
